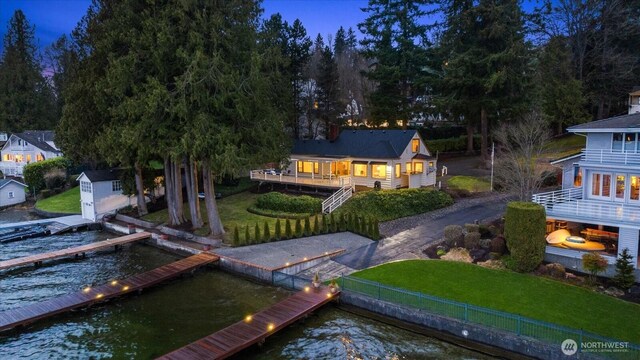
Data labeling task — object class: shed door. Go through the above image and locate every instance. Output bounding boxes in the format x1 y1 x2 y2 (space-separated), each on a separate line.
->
82 201 94 221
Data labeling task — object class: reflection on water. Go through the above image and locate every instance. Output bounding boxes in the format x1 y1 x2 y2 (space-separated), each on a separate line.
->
0 229 494 359
0 208 40 225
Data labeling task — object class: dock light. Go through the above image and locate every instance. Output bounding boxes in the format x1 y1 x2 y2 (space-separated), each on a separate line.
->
324 252 328 255
285 262 290 266
303 257 308 261
267 323 275 331
82 287 91 293
110 280 118 286
122 285 130 291
96 293 104 299
245 315 252 323
304 286 310 293
326 292 332 298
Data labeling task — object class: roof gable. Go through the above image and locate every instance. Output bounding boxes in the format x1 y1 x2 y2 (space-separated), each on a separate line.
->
77 169 122 182
292 130 419 159
0 179 27 189
4 131 61 153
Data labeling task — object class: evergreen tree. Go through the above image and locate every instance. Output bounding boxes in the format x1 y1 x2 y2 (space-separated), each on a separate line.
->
372 219 381 240
233 225 240 246
334 26 347 55
359 0 431 128
313 215 320 235
285 218 293 239
285 19 312 138
613 248 636 290
348 213 355 232
295 218 303 237
0 10 56 132
275 219 282 240
303 217 311 236
245 225 251 244
316 45 342 135
322 214 329 234
255 223 261 242
263 221 271 242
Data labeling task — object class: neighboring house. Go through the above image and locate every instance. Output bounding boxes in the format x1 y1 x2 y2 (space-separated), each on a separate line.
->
0 178 27 208
533 99 640 273
0 131 62 177
630 86 640 115
0 132 7 149
250 129 437 191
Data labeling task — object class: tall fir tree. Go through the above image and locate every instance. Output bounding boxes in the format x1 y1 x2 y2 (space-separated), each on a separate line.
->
316 45 342 135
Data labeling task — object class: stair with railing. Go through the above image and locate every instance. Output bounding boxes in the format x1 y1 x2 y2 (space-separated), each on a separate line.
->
322 185 353 213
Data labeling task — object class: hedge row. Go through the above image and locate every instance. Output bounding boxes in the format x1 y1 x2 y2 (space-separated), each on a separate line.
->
23 157 72 193
246 205 311 219
338 188 454 221
255 192 322 214
425 135 481 153
231 213 380 246
503 201 546 273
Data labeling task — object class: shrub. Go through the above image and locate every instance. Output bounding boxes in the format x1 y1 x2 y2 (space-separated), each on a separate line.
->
246 206 310 219
464 232 481 250
303 217 311 236
39 189 52 199
23 157 71 193
337 188 453 221
285 219 293 239
245 226 251 244
436 248 447 256
339 214 347 232
546 263 566 279
347 213 355 232
371 219 380 240
254 223 260 242
444 225 464 248
295 218 302 237
322 214 329 234
255 192 322 214
613 248 636 290
491 235 507 254
313 216 319 235
504 202 546 273
44 168 67 190
233 226 240 246
464 223 480 234
363 218 370 237
330 213 337 233
263 221 271 242
479 238 492 249
583 253 608 283
274 219 282 240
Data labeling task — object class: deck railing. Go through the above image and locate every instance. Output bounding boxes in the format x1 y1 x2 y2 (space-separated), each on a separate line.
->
532 187 583 207
321 185 353 213
249 170 350 188
581 148 640 165
339 275 640 360
0 162 23 176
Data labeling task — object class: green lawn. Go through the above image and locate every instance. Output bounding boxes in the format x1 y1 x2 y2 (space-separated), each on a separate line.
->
543 134 586 159
351 260 640 342
446 175 491 192
143 191 315 240
35 186 81 214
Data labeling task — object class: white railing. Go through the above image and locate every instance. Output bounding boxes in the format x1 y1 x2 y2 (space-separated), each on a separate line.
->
581 148 640 165
532 187 640 225
322 185 353 213
249 170 351 188
0 162 24 176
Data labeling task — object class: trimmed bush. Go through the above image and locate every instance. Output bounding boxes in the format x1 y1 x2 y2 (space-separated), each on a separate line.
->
339 214 347 232
491 235 507 254
233 226 240 246
285 219 293 239
23 157 71 193
330 213 337 233
246 206 310 219
274 219 282 240
444 225 464 248
303 217 311 237
337 188 454 222
245 226 251 244
254 223 260 243
255 192 322 214
347 213 355 232
263 221 271 242
295 218 302 237
464 223 480 234
464 232 481 250
371 219 380 240
322 214 329 234
504 202 546 273
313 216 319 235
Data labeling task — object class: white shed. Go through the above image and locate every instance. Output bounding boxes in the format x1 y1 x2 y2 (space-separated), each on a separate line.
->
77 169 133 221
0 178 27 208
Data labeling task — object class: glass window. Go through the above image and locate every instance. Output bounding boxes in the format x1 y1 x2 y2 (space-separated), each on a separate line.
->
411 139 419 152
8 191 14 199
372 164 387 179
395 164 401 178
26 154 31 162
406 162 412 174
612 133 623 151
314 162 319 174
36 153 44 161
602 174 611 197
414 162 424 173
592 173 601 196
631 176 639 200
353 164 367 177
625 133 636 151
112 180 122 192
297 161 313 173
573 166 582 187
81 181 92 193
616 175 625 199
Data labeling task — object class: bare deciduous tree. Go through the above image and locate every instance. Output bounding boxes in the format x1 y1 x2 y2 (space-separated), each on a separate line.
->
494 112 550 201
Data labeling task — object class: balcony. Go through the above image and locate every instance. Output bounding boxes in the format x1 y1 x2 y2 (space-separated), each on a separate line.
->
249 170 351 189
532 187 640 227
581 148 640 166
0 162 24 176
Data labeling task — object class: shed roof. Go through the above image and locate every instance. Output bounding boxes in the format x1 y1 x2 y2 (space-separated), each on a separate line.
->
567 112 640 132
0 179 27 189
77 169 122 183
292 130 421 159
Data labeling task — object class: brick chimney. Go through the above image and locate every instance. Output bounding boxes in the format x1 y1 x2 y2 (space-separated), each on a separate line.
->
328 124 340 142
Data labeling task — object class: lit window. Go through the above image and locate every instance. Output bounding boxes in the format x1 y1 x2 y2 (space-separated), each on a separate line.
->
81 181 92 193
625 133 636 151
112 180 122 192
406 162 412 174
8 191 14 199
297 161 313 173
353 164 367 177
411 139 419 153
631 176 639 200
314 162 319 174
36 153 44 161
414 162 424 173
573 166 582 187
395 164 401 178
26 154 31 163
371 164 387 179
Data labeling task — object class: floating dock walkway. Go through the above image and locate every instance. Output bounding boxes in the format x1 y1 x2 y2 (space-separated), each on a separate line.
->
0 252 219 332
0 232 151 271
158 286 339 360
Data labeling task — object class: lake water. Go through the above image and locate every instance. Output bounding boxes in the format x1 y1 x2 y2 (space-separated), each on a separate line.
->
0 214 493 359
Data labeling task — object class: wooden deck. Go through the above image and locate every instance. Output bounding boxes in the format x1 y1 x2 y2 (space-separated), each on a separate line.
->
158 286 338 360
0 253 219 332
0 232 151 271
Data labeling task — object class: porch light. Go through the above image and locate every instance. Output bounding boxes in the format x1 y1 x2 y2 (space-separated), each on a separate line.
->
110 280 118 286
245 315 252 323
96 293 104 299
267 323 275 331
122 286 130 291
82 287 91 293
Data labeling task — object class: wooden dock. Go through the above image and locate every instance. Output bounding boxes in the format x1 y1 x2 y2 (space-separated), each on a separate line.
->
158 286 338 360
0 253 219 332
0 232 151 271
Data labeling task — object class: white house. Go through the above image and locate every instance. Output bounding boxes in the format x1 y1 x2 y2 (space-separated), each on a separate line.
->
77 169 134 221
533 93 640 272
0 178 27 208
0 131 62 177
630 87 640 115
250 129 437 191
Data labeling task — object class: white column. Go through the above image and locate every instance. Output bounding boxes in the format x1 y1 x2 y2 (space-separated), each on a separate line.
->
294 160 298 183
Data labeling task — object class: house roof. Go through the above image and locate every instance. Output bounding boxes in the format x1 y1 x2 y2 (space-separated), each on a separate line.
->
10 131 61 153
77 169 122 183
550 152 582 165
567 112 640 132
412 153 435 160
292 130 422 159
0 179 27 189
